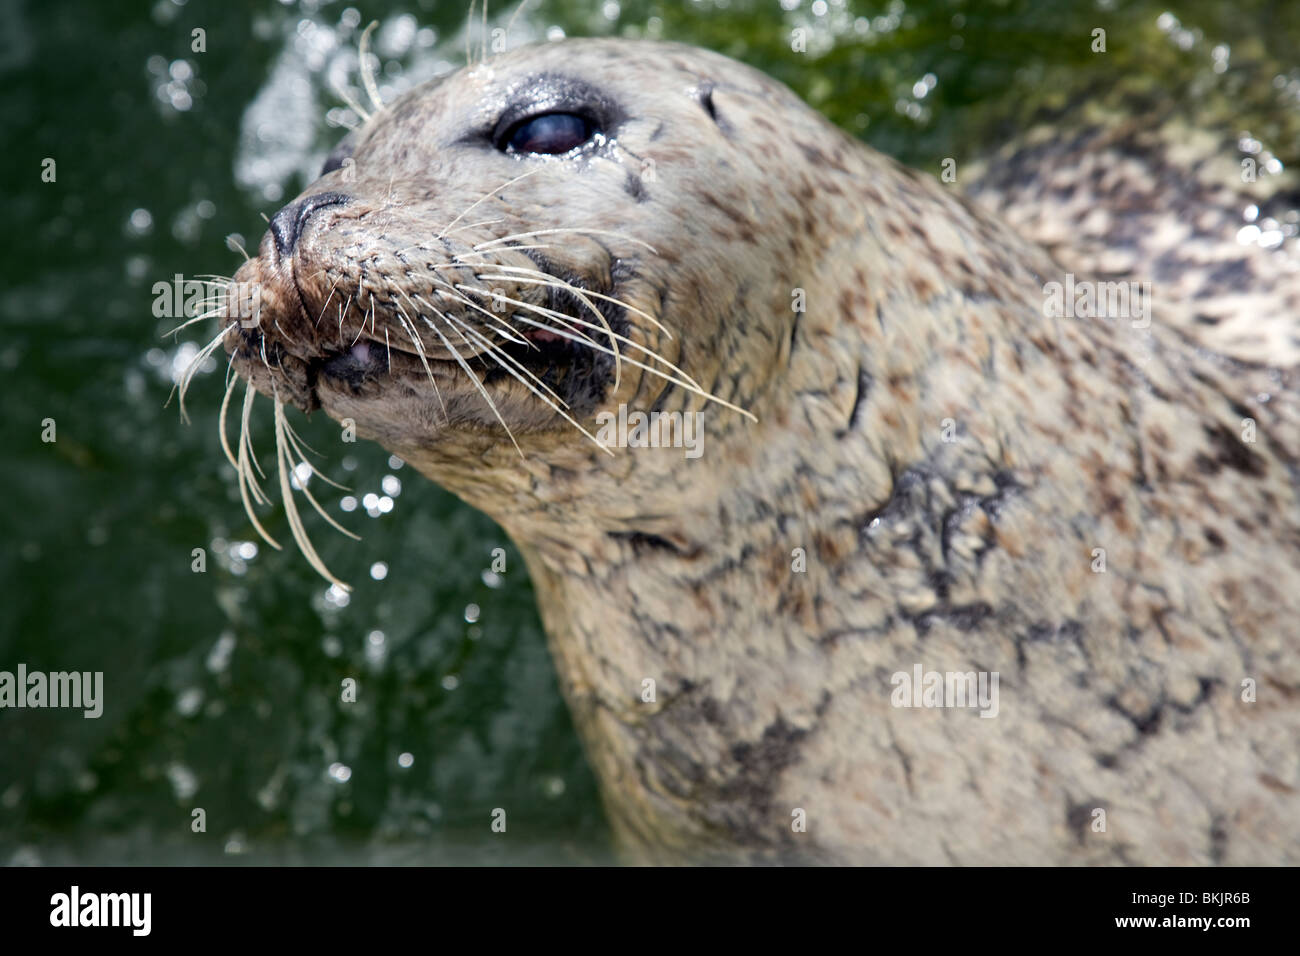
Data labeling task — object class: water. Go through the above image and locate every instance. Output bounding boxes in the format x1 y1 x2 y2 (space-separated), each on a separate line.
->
1 0 1294 864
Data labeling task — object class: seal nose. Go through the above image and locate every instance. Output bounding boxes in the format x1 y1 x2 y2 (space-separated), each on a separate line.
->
269 191 350 257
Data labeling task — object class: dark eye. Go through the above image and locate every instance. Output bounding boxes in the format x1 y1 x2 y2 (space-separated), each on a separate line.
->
502 112 594 154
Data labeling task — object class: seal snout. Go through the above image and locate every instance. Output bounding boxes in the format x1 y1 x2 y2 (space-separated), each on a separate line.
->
268 191 352 257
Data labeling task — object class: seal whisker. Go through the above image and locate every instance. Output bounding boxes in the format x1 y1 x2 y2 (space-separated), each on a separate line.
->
472 264 674 341
465 0 476 68
273 395 352 591
335 294 353 341
473 228 657 256
239 382 271 487
420 283 534 347
272 318 304 348
218 373 240 471
454 286 604 351
424 316 526 458
484 272 625 386
452 242 557 256
403 296 524 453
392 218 506 257
456 287 755 419
480 1 489 68
164 307 229 339
455 283 701 389
441 217 506 238
171 321 237 424
502 0 530 47
401 293 524 456
357 21 383 115
351 296 376 347
234 383 281 552
442 311 570 411
225 235 251 263
391 303 450 420
315 278 342 329
277 419 361 533
437 167 545 240
439 316 626 457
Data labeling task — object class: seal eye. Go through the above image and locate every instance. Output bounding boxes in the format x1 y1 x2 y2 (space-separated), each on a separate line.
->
503 112 594 155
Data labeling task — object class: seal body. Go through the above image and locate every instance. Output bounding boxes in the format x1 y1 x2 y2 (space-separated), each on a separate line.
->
220 38 1300 864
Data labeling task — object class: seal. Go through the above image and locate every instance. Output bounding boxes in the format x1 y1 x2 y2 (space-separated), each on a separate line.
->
205 37 1300 864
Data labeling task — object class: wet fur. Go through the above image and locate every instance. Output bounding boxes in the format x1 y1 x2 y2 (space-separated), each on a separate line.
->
216 39 1299 864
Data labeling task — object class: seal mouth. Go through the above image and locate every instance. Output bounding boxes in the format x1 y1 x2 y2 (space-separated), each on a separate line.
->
309 316 614 407
220 247 625 424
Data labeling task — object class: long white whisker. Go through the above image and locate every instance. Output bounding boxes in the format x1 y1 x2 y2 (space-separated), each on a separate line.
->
456 288 755 419
442 311 569 410
471 264 673 340
358 21 383 114
170 321 236 423
474 227 657 254
236 384 282 550
273 396 351 591
391 304 450 419
219 374 240 470
448 317 614 456
330 80 370 125
466 0 476 68
419 282 534 347
239 381 271 489
438 167 545 239
455 285 704 391
402 294 525 457
277 422 361 540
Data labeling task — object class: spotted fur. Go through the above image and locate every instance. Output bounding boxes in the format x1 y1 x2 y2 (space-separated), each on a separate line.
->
223 39 1299 864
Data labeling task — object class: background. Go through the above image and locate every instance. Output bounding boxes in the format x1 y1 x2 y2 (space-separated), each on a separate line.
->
1 0 1295 864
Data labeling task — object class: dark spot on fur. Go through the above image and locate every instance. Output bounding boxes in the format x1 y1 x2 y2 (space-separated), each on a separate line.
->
608 530 688 556
623 170 649 202
1209 816 1228 864
945 602 995 631
1065 800 1101 846
842 365 872 434
1108 696 1163 736
1258 773 1297 794
1195 422 1266 477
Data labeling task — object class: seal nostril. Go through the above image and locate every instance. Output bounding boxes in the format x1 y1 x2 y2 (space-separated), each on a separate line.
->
269 191 351 257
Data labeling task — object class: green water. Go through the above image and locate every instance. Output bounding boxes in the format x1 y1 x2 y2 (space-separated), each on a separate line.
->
1 0 1295 864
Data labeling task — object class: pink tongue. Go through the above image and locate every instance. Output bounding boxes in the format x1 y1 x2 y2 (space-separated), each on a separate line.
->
527 327 564 344
350 341 372 363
